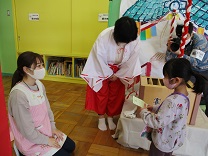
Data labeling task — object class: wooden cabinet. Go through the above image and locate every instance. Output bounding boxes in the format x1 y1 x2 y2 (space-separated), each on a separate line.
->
14 0 108 83
43 54 87 84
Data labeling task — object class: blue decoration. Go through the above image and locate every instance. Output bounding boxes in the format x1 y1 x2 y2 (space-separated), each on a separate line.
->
123 0 208 31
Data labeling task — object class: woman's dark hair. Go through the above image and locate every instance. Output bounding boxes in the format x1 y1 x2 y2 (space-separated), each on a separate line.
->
113 16 138 44
11 51 44 89
163 58 207 94
176 22 193 38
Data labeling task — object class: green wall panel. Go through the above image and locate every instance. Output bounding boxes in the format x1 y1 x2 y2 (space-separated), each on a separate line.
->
108 0 121 27
0 0 16 74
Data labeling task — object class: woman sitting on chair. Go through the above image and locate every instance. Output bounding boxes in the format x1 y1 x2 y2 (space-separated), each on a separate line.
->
8 51 75 156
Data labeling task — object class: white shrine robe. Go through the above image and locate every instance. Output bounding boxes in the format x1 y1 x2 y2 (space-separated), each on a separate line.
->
81 27 142 92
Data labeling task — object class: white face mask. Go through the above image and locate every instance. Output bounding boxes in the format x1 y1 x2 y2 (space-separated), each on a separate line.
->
185 38 191 45
27 68 45 80
163 78 176 89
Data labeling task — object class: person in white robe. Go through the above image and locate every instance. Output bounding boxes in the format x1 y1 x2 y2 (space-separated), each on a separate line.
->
81 16 142 131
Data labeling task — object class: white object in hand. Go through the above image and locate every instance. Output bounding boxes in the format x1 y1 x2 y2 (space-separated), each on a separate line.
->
133 96 146 108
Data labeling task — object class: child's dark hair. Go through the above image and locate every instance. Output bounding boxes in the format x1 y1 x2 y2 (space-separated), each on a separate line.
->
163 58 207 94
176 22 193 38
11 51 44 89
113 16 138 44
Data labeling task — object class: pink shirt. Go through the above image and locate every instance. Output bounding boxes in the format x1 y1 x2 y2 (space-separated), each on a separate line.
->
8 80 66 156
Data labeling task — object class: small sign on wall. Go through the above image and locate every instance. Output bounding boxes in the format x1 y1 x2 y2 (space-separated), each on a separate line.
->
29 13 39 21
98 13 108 22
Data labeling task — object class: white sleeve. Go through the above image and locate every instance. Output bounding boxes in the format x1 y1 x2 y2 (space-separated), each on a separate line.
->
115 38 142 83
140 98 176 129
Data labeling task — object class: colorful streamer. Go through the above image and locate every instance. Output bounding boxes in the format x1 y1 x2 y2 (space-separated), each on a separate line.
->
146 28 151 39
140 31 146 40
197 27 205 35
151 25 157 36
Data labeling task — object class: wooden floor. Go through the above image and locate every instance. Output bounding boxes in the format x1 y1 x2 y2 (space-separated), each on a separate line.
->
2 76 149 156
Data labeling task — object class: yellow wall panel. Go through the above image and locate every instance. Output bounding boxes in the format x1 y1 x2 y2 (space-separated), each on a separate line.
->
14 0 72 55
71 0 108 55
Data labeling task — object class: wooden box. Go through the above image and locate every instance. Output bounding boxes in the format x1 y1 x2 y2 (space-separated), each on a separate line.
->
139 76 202 125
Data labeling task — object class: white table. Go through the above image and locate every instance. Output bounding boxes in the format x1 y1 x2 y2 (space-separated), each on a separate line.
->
115 99 208 156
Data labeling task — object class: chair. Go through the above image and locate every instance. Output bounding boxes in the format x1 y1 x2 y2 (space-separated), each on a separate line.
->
13 143 20 156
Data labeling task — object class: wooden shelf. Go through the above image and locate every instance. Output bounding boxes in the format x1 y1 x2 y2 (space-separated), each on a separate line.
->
44 55 87 84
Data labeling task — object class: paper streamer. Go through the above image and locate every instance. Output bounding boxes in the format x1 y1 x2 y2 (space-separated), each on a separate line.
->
197 27 204 35
140 30 146 40
136 21 141 35
146 28 151 39
151 25 157 36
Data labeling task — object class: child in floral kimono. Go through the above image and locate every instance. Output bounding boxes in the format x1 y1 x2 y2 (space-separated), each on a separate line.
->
137 58 207 156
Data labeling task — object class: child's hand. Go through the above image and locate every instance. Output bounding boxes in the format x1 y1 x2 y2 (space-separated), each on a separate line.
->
136 106 144 114
144 103 149 108
136 106 144 118
52 129 64 142
167 37 173 51
48 137 61 148
147 106 153 112
138 106 142 111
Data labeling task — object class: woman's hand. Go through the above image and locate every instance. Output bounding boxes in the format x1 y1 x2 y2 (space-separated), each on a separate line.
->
174 49 181 55
52 129 64 142
48 137 61 148
109 74 118 81
167 37 181 55
167 37 173 51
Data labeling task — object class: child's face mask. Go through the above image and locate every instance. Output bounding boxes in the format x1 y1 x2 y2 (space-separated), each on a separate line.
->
27 68 45 80
163 78 176 89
